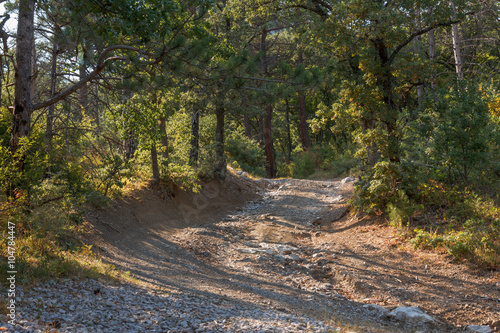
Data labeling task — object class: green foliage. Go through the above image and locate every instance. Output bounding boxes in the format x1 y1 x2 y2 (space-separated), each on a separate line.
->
404 180 500 267
0 136 48 197
84 190 111 209
422 84 491 183
354 161 412 214
318 147 359 178
291 150 317 179
165 164 201 193
0 106 11 146
411 217 500 267
225 131 265 177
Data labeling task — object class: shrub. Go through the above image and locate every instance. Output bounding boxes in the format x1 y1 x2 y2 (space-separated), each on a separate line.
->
225 131 265 177
292 150 317 178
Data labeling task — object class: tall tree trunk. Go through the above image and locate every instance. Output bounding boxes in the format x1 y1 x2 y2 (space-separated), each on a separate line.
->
93 84 100 128
429 29 437 90
122 85 136 160
374 37 400 164
297 52 311 149
361 117 379 169
151 144 160 186
260 28 275 177
159 116 169 167
79 47 89 118
10 0 34 155
257 115 264 146
413 8 424 108
264 104 276 178
46 39 59 177
243 113 252 139
189 110 200 166
450 1 464 81
298 91 311 149
285 99 292 164
214 102 226 180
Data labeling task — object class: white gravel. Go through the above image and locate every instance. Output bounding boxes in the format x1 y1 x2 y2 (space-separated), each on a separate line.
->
2 278 339 332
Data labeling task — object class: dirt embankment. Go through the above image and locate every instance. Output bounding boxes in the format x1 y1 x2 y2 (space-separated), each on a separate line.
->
84 175 500 332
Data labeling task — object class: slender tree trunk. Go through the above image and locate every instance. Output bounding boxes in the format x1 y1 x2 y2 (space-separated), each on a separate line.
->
257 115 264 146
189 110 200 166
285 99 292 164
361 117 379 169
260 28 276 177
264 104 276 178
214 102 227 180
122 85 136 160
429 29 437 90
450 1 464 81
151 144 160 186
10 0 34 155
159 115 169 169
94 84 100 128
297 52 311 149
46 40 59 177
298 91 311 149
413 8 424 108
243 113 252 139
79 47 89 118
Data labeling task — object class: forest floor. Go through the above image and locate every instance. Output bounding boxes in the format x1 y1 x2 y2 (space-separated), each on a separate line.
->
85 175 500 332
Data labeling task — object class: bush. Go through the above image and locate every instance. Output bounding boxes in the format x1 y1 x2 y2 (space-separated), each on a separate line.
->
353 160 417 214
225 131 265 177
291 150 317 178
417 83 492 184
408 181 500 268
320 148 359 178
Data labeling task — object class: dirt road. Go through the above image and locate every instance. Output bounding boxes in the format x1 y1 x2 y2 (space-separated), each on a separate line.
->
86 176 500 332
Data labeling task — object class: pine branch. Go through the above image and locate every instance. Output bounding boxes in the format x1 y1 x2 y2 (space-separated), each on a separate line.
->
33 45 147 111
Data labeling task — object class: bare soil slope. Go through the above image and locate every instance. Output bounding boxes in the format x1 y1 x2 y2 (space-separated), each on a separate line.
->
84 176 500 332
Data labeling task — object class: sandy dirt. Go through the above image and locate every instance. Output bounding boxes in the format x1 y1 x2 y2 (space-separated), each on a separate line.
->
84 175 500 332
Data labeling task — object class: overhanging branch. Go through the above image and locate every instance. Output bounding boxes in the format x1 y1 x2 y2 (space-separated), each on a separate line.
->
387 20 460 66
33 45 145 111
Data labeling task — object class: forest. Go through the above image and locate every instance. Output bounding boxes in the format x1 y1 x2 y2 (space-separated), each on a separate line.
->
0 0 500 287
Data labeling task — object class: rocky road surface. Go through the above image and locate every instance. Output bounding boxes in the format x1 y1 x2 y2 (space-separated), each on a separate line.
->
2 177 498 333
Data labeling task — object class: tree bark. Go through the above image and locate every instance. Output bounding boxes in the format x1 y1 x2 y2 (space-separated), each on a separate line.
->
10 0 34 155
264 104 276 178
285 99 292 164
450 1 464 80
46 39 59 177
214 102 227 180
189 110 200 166
373 37 400 164
257 115 264 146
79 47 89 120
429 29 437 90
243 113 252 139
159 116 169 165
413 8 424 108
361 117 379 169
260 28 275 177
298 91 311 149
297 51 311 149
151 144 160 186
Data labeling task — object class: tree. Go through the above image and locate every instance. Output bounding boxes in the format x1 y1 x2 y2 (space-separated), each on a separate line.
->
10 0 34 155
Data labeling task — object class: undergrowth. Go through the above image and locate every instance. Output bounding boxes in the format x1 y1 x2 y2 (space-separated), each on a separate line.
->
0 190 129 290
407 180 500 268
355 176 500 268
